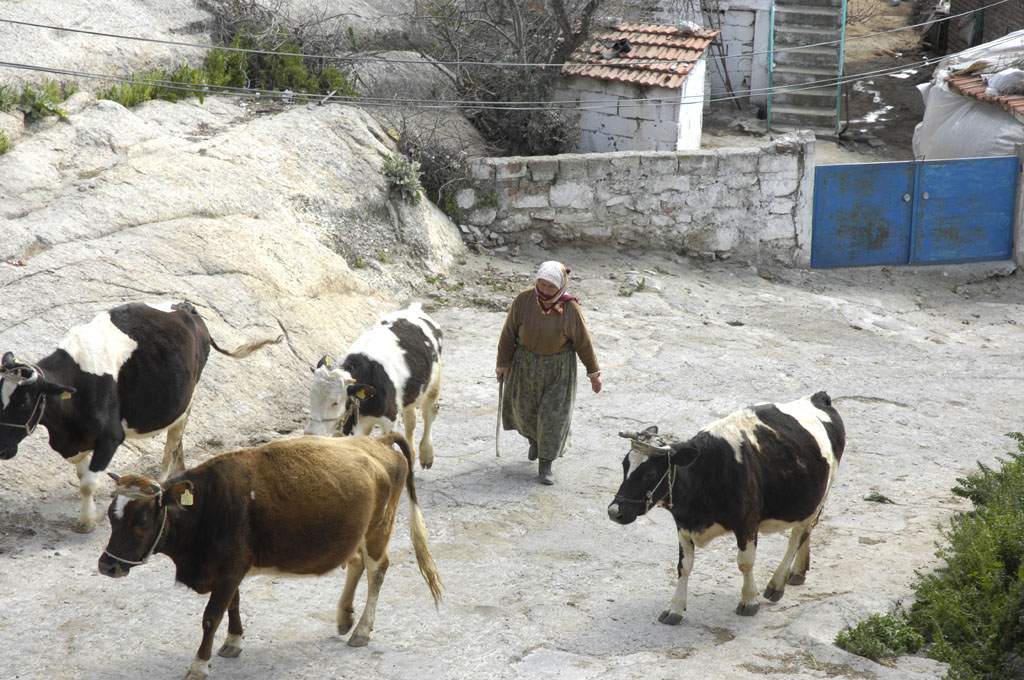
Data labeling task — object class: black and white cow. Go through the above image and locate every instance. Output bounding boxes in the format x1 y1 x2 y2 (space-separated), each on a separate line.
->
305 302 442 469
0 301 281 533
608 391 845 621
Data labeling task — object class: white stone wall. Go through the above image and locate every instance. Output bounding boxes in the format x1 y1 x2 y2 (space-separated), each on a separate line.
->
459 132 816 267
565 78 683 152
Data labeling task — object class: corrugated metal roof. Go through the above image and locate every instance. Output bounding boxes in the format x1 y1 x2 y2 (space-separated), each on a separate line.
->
948 74 1024 120
561 22 720 90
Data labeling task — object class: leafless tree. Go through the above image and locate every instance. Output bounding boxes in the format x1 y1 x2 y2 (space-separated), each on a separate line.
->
408 0 603 155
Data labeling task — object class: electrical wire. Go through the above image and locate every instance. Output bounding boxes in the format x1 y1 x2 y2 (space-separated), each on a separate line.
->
0 0 1012 70
0 54 947 111
0 3 1014 113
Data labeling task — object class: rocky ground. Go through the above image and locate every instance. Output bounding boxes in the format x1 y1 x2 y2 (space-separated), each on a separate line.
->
3 241 1024 680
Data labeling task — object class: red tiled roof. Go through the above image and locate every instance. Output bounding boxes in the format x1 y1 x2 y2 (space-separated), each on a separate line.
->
562 22 720 90
948 74 1024 120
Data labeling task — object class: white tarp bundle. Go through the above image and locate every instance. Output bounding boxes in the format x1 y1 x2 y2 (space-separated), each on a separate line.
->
913 29 1024 159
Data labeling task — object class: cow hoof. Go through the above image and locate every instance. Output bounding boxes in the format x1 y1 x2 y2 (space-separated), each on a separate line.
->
763 585 785 602
73 519 97 534
184 671 207 680
348 633 370 647
735 601 760 616
787 573 806 586
658 610 683 625
217 644 242 658
337 620 354 635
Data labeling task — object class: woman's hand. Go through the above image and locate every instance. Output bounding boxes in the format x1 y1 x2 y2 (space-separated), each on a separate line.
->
496 366 509 381
589 373 602 394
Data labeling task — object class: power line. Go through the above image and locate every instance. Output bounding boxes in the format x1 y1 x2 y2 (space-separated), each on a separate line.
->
0 0 1012 70
0 51 951 112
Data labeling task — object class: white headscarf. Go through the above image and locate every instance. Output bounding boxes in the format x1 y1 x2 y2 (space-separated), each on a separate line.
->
536 261 566 289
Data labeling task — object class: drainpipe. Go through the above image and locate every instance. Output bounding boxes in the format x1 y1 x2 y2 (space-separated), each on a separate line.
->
834 0 848 135
766 3 775 133
1014 143 1024 269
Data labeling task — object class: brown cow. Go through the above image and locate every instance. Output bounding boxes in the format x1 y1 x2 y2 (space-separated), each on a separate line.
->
98 433 443 680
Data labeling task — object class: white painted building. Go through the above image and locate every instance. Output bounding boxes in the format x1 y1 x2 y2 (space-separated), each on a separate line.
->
559 22 720 152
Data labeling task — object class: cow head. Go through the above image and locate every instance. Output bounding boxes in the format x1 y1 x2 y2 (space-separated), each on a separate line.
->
0 351 75 459
99 472 194 577
305 354 375 436
608 426 701 525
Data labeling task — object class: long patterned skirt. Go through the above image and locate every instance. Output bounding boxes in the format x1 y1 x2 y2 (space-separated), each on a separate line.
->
502 345 576 462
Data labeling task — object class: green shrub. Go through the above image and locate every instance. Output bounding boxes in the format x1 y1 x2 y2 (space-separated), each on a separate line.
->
0 84 17 112
837 432 1024 679
0 130 9 155
203 31 357 100
18 80 74 121
835 613 924 663
99 62 206 107
906 432 1024 678
381 154 424 202
99 29 358 109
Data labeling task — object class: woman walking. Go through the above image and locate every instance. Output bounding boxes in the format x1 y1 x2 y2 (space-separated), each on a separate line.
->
496 260 602 485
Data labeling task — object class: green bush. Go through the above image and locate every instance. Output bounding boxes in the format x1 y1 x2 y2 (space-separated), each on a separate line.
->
836 432 1024 679
381 154 424 202
100 29 358 109
0 129 9 155
835 613 924 663
907 432 1024 679
99 62 206 107
18 80 74 121
0 84 17 112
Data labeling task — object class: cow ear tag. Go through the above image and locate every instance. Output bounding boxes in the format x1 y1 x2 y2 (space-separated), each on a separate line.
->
180 489 194 506
60 391 72 400
355 388 367 400
324 355 332 367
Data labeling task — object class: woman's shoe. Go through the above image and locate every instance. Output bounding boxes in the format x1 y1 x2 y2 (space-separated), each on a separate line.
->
538 460 554 485
528 439 538 461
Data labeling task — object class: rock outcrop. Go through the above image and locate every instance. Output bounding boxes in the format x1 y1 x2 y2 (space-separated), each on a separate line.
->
0 92 465 457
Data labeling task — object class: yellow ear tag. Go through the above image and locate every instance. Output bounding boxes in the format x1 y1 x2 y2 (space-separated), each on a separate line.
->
60 391 72 400
355 388 366 400
324 355 333 367
180 489 194 506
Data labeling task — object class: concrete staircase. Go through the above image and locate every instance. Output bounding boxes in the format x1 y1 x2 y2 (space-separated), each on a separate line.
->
769 0 847 133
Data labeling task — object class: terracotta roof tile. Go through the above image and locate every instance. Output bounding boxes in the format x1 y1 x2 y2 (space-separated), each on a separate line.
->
562 22 719 89
948 74 1024 120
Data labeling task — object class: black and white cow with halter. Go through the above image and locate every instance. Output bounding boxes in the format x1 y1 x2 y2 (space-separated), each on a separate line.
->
0 301 281 533
608 391 845 621
305 302 442 469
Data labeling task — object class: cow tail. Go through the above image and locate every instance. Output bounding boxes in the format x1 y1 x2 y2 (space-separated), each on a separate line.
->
389 432 444 607
210 333 284 358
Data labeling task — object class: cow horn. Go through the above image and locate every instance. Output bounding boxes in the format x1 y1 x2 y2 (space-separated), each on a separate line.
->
618 430 638 439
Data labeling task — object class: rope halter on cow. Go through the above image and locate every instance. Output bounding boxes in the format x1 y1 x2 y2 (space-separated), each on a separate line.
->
0 363 47 435
614 429 678 513
102 476 168 567
311 397 360 435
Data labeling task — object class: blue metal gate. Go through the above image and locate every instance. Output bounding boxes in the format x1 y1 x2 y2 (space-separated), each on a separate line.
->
811 156 1019 268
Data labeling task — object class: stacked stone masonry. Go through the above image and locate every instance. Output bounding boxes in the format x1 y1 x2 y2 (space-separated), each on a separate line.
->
459 132 816 267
